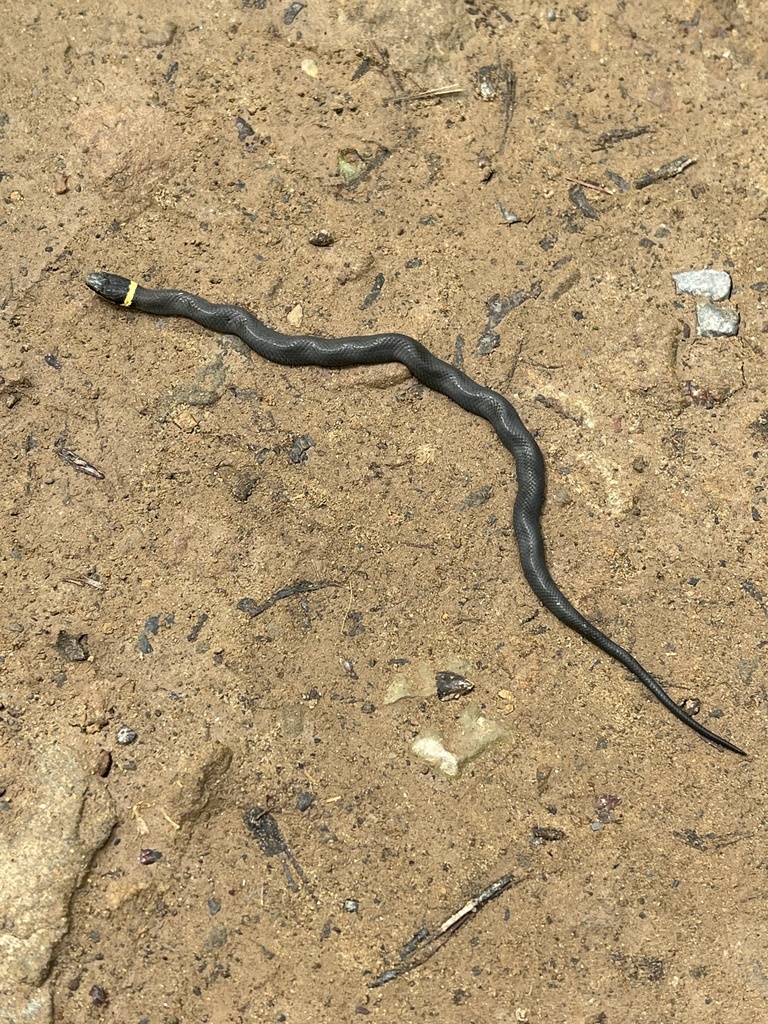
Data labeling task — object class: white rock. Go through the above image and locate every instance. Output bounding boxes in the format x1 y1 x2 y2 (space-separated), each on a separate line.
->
696 303 740 338
286 304 303 329
411 735 460 777
672 269 732 301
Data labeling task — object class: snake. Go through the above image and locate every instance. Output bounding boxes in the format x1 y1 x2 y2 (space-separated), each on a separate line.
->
86 271 745 756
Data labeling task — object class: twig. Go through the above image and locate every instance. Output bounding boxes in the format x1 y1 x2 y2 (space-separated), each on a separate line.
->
384 84 463 105
592 125 652 151
237 579 342 619
499 66 517 155
635 156 696 190
62 575 104 589
55 444 105 480
564 176 615 195
368 873 517 987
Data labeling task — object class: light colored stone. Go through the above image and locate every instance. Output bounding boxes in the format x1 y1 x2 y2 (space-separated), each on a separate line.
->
287 304 303 329
672 269 732 301
0 745 116 1023
696 302 740 338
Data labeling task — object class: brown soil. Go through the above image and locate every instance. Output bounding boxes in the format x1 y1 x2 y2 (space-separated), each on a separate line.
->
2 1 767 1021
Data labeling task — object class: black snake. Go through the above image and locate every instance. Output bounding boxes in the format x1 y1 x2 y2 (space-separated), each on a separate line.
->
86 271 745 756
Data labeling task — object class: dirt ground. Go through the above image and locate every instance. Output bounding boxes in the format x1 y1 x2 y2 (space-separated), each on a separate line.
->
2 0 768 1021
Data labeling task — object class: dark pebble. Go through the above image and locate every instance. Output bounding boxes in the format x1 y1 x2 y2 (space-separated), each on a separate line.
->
55 630 89 662
235 116 255 141
296 791 314 812
138 848 163 865
88 985 108 1007
436 671 474 701
232 473 258 502
284 1 304 25
532 826 566 842
289 434 315 465
137 633 153 655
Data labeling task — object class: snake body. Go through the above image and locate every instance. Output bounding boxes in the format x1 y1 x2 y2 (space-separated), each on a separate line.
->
86 271 745 756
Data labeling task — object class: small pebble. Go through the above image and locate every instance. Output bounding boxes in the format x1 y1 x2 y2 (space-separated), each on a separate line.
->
532 825 566 842
340 657 358 680
137 633 154 655
207 897 221 915
88 985 108 1007
289 434 315 465
116 725 138 745
55 630 89 662
477 154 494 182
143 615 161 636
286 304 303 329
343 898 359 913
94 750 112 777
497 200 521 224
696 303 740 338
138 848 163 865
679 697 701 716
477 68 499 101
296 791 315 812
590 820 604 832
232 473 258 502
235 116 254 141
594 794 622 812
672 269 732 301
436 670 475 701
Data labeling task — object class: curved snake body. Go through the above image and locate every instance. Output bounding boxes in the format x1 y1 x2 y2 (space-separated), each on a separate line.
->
86 271 745 756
